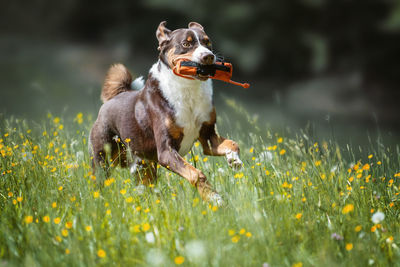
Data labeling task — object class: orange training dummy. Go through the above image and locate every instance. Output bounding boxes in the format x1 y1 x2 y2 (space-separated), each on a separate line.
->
173 60 250 89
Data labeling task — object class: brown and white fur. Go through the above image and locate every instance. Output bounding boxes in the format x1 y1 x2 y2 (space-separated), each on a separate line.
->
89 21 242 205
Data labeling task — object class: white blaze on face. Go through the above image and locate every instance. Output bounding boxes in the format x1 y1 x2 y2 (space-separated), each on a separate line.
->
190 30 214 64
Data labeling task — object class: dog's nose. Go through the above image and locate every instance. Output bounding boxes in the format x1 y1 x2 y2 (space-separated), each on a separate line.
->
201 53 215 65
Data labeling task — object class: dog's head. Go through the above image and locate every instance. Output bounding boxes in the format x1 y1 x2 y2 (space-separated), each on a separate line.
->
156 21 216 81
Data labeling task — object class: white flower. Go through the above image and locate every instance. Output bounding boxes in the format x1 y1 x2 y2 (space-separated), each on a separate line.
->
185 240 206 262
371 211 385 224
146 249 165 266
259 151 273 161
145 232 155 243
75 151 84 161
135 184 146 195
330 165 338 173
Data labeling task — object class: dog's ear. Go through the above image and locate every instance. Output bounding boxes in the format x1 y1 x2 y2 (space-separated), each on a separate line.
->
156 21 171 51
188 22 204 31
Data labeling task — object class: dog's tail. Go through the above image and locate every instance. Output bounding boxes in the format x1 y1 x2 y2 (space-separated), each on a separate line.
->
101 63 133 103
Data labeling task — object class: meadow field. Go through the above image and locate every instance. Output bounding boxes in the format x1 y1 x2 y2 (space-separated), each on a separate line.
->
0 109 399 267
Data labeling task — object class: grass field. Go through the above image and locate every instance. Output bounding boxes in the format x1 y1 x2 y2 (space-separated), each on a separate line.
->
1 110 399 267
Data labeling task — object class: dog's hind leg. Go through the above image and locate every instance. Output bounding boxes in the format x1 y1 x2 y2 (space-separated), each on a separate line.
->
89 123 114 182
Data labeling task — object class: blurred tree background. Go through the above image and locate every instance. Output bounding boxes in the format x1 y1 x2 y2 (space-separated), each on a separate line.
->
1 0 399 143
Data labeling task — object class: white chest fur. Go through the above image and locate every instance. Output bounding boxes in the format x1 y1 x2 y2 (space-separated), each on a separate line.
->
150 62 213 155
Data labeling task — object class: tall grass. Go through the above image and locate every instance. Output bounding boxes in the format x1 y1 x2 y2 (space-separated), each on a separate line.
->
0 109 399 267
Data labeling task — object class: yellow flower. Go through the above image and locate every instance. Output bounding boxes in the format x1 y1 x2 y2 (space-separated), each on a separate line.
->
125 138 131 143
24 216 33 224
295 213 302 220
104 178 114 187
54 217 61 224
342 204 354 214
120 189 127 195
315 160 321 166
136 206 141 212
234 173 244 179
231 235 240 243
61 229 68 237
132 225 141 233
43 216 50 223
277 137 283 143
126 197 133 203
212 206 218 212
65 221 73 229
239 228 246 235
106 209 111 215
55 236 62 242
8 192 13 197
174 256 185 265
12 199 17 205
228 229 235 236
144 208 150 213
345 243 353 251
362 164 370 171
371 226 377 232
142 223 151 232
249 147 254 153
85 226 92 232
246 232 252 237
97 249 106 258
74 113 84 124
65 249 70 254
93 191 100 198
52 202 57 208
53 117 60 124
203 157 208 162
377 161 381 165
17 196 23 202
58 186 63 191
354 225 362 232
368 154 373 159
292 263 303 267
279 149 286 155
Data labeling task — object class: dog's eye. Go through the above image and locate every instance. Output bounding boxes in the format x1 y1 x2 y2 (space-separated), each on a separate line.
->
182 42 191 48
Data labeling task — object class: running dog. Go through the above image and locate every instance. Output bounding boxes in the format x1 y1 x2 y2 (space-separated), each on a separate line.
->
89 21 242 205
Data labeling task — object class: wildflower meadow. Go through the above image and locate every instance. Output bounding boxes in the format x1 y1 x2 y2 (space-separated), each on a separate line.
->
1 108 399 266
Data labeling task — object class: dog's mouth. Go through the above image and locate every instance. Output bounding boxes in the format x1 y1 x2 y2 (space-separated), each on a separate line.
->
196 73 209 81
172 58 211 81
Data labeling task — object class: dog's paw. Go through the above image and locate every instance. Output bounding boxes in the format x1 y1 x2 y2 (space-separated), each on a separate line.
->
208 192 225 207
226 151 243 171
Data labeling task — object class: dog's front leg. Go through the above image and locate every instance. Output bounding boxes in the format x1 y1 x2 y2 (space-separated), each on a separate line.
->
199 122 243 170
157 148 223 205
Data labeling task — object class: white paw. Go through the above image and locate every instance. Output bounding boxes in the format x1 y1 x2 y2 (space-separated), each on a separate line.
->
209 192 225 207
226 151 243 170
